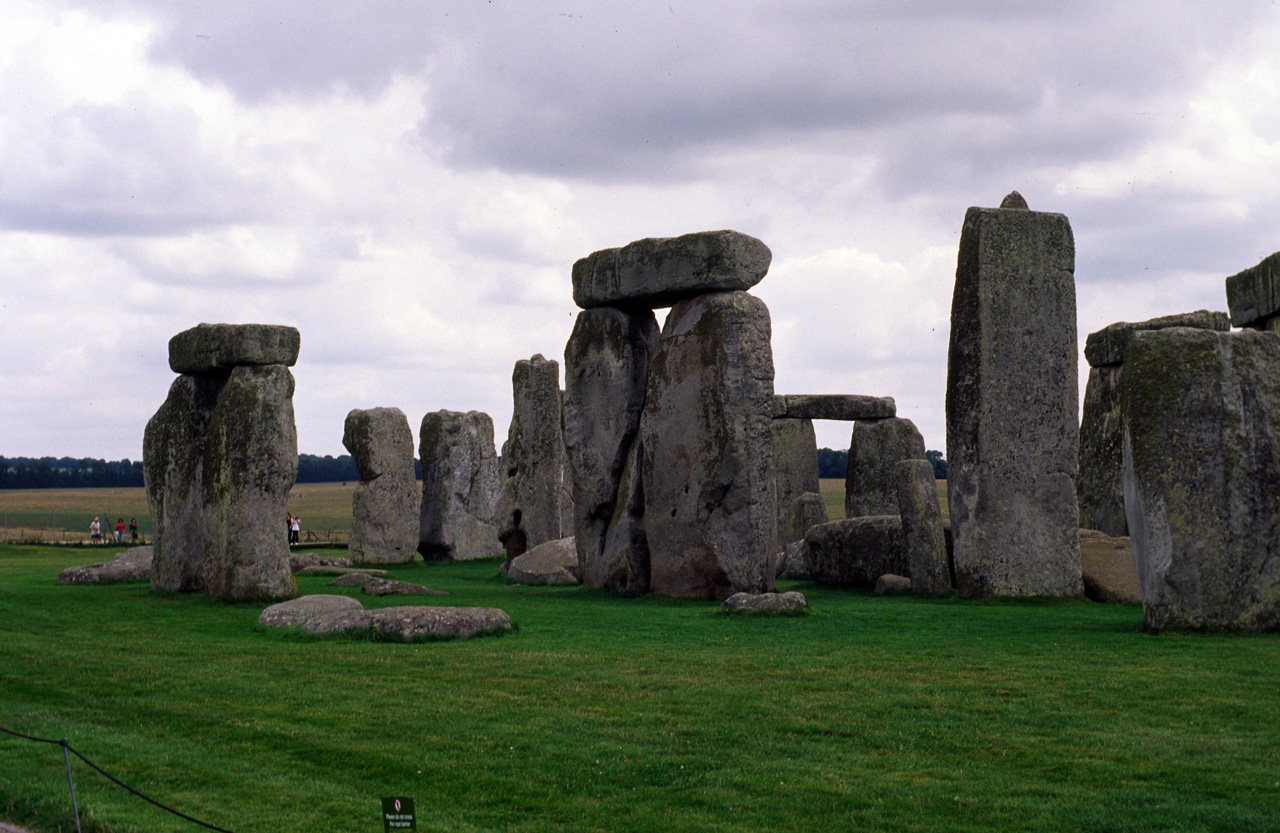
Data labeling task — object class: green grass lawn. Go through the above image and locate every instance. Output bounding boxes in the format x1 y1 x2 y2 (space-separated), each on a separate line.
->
1 545 1277 833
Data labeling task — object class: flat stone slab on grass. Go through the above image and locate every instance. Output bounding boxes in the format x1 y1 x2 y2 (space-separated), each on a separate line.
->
168 323 301 374
771 394 896 421
720 591 808 613
572 230 771 310
301 606 512 641
259 594 364 628
290 552 353 570
58 546 153 585
360 577 446 596
296 565 389 577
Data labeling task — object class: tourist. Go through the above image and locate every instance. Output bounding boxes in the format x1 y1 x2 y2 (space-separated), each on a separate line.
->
115 517 125 544
90 516 101 544
129 518 138 542
290 514 301 545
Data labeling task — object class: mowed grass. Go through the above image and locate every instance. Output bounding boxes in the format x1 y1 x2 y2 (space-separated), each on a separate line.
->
818 478 949 520
1 546 1278 833
0 484 359 544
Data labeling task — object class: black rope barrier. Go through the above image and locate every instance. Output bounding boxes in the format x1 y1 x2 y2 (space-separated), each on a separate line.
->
0 725 238 833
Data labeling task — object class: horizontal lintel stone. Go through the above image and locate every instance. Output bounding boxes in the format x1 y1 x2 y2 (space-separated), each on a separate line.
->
1225 251 1280 328
1083 310 1231 367
771 394 896 421
169 323 300 374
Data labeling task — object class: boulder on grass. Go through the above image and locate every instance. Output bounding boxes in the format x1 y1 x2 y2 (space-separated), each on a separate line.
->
506 537 581 585
720 591 808 614
58 547 153 585
301 606 512 641
874 574 912 595
259 594 364 629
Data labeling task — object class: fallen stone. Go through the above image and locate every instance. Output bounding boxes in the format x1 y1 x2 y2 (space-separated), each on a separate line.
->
845 417 926 518
168 323 300 374
642 291 777 598
804 517 908 588
58 546 153 585
874 574 912 595
572 230 771 310
946 193 1082 598
296 565 390 577
772 394 896 421
289 552 352 570
258 594 364 629
360 577 447 596
418 410 502 561
330 573 372 586
301 606 513 641
895 459 950 596
1121 327 1280 630
1078 529 1139 605
1225 251 1280 330
506 536 581 585
562 306 660 590
344 407 419 564
720 591 808 613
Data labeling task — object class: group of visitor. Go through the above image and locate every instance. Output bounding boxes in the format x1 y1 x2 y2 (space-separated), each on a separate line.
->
89 516 138 544
286 513 301 545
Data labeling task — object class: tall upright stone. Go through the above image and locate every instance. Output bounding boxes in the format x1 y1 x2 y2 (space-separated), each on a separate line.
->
641 291 776 598
144 324 299 601
945 192 1082 598
562 307 660 590
844 417 926 517
895 459 950 596
496 355 571 560
418 410 501 561
342 408 419 564
1121 327 1280 631
772 417 825 551
1078 311 1230 536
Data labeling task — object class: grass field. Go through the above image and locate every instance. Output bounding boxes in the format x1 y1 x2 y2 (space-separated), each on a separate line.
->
1 545 1277 833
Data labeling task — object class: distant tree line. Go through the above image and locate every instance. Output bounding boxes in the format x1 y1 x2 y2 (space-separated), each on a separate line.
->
817 448 947 480
0 454 423 489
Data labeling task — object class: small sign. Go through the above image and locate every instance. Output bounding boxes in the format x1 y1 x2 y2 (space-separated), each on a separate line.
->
382 796 416 832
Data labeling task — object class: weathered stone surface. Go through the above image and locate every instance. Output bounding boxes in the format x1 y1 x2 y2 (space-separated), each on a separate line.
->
418 410 501 561
330 572 374 586
1079 312 1230 538
497 355 572 560
301 606 512 640
296 565 389 577
642 291 777 598
572 230 771 310
360 577 446 596
343 408 419 564
874 574 912 595
58 547 152 585
772 419 823 552
562 307 660 590
145 363 299 601
1121 327 1280 630
289 552 352 571
845 418 926 517
506 536 581 585
1225 251 1280 329
598 436 650 593
1078 529 1139 605
895 459 950 596
946 195 1082 598
803 517 908 588
258 594 363 629
775 539 809 579
169 323 300 374
776 492 827 573
772 395 896 421
720 591 808 613
1084 310 1230 368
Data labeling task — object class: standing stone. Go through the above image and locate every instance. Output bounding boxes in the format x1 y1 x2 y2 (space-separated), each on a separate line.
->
772 418 824 551
418 410 501 561
845 418 926 517
572 230 772 310
895 459 950 596
144 324 300 601
496 355 571 560
1121 327 1280 631
1078 311 1230 536
641 291 777 598
946 192 1083 598
1225 251 1280 333
342 408 418 564
562 306 660 590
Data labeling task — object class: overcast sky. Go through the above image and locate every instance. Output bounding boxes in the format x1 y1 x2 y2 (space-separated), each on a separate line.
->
3 1 1278 461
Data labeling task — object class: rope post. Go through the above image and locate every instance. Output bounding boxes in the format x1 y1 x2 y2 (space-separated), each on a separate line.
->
61 739 83 833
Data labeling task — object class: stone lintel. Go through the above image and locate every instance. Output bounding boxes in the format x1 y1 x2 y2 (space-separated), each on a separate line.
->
1226 251 1280 329
770 394 896 421
1083 310 1231 367
169 323 301 374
